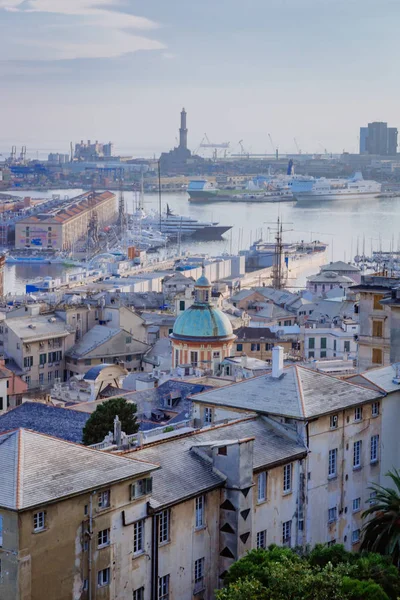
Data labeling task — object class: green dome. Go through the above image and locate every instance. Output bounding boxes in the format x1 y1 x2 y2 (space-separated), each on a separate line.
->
171 305 235 341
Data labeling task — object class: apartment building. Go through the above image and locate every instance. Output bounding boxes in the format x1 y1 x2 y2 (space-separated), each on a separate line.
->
351 275 396 370
232 326 299 361
301 320 358 360
0 428 158 600
3 312 76 389
190 348 383 551
65 325 150 377
15 191 117 251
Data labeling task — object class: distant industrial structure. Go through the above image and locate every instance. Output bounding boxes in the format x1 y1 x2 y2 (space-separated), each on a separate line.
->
360 122 398 156
74 140 114 161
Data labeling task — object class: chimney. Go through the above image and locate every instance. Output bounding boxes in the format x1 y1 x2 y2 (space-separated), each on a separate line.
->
114 415 122 447
272 346 284 379
240 353 247 368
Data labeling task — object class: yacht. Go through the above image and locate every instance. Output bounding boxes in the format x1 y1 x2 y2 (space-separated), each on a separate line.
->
142 206 232 240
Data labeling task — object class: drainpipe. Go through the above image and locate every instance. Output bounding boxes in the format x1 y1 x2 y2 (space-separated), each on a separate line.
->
151 513 159 600
88 492 95 600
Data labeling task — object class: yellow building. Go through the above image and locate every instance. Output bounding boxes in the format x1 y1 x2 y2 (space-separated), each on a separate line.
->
15 191 117 251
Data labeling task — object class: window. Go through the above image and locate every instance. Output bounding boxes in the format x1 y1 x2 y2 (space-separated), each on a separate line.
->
194 557 205 589
321 337 327 349
308 351 315 359
133 588 144 600
98 528 110 548
204 407 213 424
283 464 292 493
330 414 338 429
159 509 170 544
354 407 362 422
33 511 45 532
372 320 383 338
371 402 380 417
83 579 88 591
0 515 3 546
328 449 337 478
0 398 3 411
97 568 110 587
251 343 260 351
353 440 362 469
372 348 383 365
328 507 337 523
369 491 377 506
257 530 267 549
98 490 110 509
195 495 205 529
133 520 144 554
24 356 33 368
282 520 292 545
320 350 327 358
308 337 315 349
39 353 47 365
373 294 384 310
257 472 267 502
55 370 60 380
352 529 360 544
352 498 361 513
298 519 304 531
190 351 198 367
333 339 337 352
39 373 44 385
84 359 91 366
131 477 152 500
47 371 53 383
84 505 88 516
344 341 351 353
125 336 132 344
158 574 169 600
370 435 379 463
179 300 185 311
236 343 243 352
284 319 291 326
25 376 30 385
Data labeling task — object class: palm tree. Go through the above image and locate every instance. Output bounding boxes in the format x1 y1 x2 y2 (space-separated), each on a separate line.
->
361 469 400 564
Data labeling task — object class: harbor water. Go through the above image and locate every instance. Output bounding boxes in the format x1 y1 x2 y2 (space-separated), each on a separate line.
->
5 187 400 294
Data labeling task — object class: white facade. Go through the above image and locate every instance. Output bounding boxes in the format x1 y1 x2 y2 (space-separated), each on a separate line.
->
302 323 358 360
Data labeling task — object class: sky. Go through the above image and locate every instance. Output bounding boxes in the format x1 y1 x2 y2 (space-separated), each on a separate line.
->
1 0 400 158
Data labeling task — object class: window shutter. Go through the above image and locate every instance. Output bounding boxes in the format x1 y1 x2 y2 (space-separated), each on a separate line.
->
146 478 153 494
131 483 136 499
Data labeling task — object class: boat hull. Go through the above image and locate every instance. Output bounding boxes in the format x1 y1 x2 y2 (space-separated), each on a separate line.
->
294 191 381 202
166 225 232 240
188 190 294 203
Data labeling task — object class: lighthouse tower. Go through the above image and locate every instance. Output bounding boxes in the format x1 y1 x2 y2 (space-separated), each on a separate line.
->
179 107 188 150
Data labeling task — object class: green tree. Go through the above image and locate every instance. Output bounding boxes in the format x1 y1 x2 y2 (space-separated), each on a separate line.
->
82 397 138 445
341 577 389 600
216 577 269 600
361 469 400 564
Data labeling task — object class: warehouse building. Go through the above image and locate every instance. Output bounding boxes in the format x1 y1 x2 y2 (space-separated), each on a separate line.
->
15 191 117 251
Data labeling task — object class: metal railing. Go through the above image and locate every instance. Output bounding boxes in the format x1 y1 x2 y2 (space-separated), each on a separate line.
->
89 419 192 451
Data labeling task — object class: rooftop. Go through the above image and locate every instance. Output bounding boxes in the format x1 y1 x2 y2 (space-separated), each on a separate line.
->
307 271 354 284
0 428 158 510
128 415 306 509
320 261 361 273
190 365 381 419
235 326 278 340
349 365 400 394
0 402 90 442
66 325 149 359
6 314 73 341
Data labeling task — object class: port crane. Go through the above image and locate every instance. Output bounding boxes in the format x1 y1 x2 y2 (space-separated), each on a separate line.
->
196 134 230 160
293 138 302 154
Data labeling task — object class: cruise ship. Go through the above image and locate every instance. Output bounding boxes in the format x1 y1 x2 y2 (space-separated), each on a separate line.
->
290 172 381 202
187 179 294 203
142 206 232 240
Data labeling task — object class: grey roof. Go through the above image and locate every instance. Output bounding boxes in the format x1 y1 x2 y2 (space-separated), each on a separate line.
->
129 416 306 508
307 271 354 284
191 366 382 419
320 261 360 273
0 429 158 510
235 327 278 341
67 326 149 359
0 402 90 443
6 314 73 341
351 365 400 393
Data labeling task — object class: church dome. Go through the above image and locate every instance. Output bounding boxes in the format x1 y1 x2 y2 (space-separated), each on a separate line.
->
170 267 236 342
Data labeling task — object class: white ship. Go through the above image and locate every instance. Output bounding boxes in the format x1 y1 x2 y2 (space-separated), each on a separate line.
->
290 172 381 202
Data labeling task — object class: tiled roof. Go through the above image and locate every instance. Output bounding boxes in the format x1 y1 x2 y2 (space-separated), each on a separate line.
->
191 366 382 419
0 428 158 510
129 416 306 508
6 314 73 341
0 402 90 442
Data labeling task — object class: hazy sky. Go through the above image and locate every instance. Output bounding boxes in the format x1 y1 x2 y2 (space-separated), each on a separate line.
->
1 0 399 157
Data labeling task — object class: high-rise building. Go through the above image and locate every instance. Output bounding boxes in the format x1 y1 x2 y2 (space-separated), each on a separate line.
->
388 127 398 156
360 121 398 155
359 127 368 154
